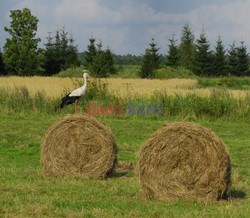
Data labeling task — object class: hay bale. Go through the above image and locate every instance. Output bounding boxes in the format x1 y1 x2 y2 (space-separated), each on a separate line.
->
41 114 117 179
138 122 231 201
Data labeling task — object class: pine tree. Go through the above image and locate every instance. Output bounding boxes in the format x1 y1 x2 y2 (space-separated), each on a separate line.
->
43 32 59 75
213 36 227 76
179 24 196 71
43 29 79 75
195 31 212 76
149 38 160 69
139 49 155 78
66 35 79 68
139 38 160 78
236 41 249 76
85 37 97 68
227 42 238 76
3 8 44 75
104 47 116 75
166 35 179 67
89 41 116 77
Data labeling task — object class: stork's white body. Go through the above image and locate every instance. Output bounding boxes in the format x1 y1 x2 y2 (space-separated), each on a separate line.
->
60 73 91 112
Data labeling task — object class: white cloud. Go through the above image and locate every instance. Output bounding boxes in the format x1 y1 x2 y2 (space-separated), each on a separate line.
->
2 0 250 54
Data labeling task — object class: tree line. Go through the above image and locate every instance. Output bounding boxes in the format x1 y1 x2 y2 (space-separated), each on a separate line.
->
0 8 249 78
140 24 250 78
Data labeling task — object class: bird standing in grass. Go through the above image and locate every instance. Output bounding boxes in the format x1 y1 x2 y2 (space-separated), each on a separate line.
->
60 72 92 113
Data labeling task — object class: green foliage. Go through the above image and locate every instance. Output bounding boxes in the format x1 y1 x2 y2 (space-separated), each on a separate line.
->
195 32 212 76
139 38 160 78
3 8 44 75
56 67 87 77
0 49 6 75
178 24 196 71
115 65 140 78
213 37 227 76
85 37 97 68
198 77 250 90
166 35 179 67
114 54 142 65
236 42 250 76
86 40 116 78
43 28 79 76
155 66 195 79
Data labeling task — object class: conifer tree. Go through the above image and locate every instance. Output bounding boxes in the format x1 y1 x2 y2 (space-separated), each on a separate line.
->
139 38 160 78
166 35 179 67
236 41 249 76
195 31 212 76
178 24 196 71
85 37 97 68
213 36 227 76
227 42 238 76
89 41 116 77
149 38 160 69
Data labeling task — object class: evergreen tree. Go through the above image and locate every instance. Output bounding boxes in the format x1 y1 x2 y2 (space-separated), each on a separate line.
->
227 42 238 76
166 35 179 67
149 38 160 69
0 48 6 75
195 31 212 76
213 36 227 76
236 41 249 76
89 41 116 77
43 28 79 75
139 49 155 78
66 35 80 68
3 8 44 75
104 47 116 75
139 38 160 78
85 37 97 68
43 32 60 75
179 24 196 71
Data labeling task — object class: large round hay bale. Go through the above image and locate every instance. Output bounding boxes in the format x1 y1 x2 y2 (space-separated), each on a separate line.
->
41 114 117 179
138 122 231 201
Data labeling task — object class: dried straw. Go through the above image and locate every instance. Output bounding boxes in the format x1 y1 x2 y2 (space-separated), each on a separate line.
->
41 114 117 179
138 122 231 201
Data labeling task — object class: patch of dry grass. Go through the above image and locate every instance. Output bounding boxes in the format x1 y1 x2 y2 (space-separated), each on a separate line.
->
0 76 249 99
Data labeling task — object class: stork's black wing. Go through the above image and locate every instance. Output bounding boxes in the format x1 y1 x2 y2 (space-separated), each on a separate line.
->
60 94 80 109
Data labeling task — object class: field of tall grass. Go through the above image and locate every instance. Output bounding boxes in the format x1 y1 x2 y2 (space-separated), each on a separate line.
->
0 76 249 99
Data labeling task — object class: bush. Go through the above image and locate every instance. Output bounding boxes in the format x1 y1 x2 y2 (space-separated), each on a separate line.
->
56 67 86 78
155 66 195 79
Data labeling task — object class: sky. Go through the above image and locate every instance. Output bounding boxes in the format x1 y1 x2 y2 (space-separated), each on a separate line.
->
0 0 249 55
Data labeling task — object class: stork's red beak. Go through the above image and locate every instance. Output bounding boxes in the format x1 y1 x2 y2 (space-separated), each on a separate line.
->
88 76 93 80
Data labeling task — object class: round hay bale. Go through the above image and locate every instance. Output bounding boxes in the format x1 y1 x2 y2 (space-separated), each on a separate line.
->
138 122 231 201
41 114 117 179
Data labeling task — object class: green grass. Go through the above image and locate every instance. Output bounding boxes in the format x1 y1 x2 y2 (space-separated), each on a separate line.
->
0 112 250 217
198 77 250 90
0 82 250 216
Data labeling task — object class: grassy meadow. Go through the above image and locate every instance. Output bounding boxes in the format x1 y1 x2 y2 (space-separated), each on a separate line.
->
0 75 250 217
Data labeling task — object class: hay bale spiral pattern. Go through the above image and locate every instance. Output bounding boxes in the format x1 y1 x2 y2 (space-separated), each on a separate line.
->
138 122 231 201
41 115 117 179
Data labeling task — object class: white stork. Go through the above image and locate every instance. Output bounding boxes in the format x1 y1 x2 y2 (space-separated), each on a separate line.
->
60 72 92 112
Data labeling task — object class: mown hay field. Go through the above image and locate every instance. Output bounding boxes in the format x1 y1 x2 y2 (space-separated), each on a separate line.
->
0 76 249 98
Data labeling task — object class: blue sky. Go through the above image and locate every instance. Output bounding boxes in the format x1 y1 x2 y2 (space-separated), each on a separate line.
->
0 0 248 55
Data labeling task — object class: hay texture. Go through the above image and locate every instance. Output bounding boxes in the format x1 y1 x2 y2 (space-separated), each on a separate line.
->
41 115 117 179
138 122 231 201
